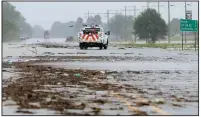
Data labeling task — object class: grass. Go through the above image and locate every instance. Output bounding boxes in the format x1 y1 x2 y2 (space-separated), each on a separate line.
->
170 35 198 41
123 43 197 49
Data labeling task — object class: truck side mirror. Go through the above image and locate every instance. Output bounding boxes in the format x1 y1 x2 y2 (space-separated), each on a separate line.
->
105 31 110 35
107 31 110 35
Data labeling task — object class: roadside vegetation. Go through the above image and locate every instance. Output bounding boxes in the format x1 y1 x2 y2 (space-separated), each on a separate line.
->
3 3 197 46
133 8 168 43
123 43 196 49
3 2 32 42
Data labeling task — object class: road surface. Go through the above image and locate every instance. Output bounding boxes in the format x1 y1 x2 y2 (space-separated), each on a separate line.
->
2 38 198 115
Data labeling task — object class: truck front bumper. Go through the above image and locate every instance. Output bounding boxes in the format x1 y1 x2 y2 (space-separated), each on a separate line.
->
79 42 103 47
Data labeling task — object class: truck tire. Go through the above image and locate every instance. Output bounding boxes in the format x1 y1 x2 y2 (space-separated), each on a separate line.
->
84 46 88 49
104 45 107 49
104 40 108 49
99 45 103 50
79 43 83 49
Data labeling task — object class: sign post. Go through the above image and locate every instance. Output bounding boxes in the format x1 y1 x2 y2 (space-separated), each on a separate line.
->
185 10 192 43
194 32 197 51
180 19 198 51
182 31 183 50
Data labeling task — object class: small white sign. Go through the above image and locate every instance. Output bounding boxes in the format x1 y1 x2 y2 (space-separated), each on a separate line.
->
186 10 192 19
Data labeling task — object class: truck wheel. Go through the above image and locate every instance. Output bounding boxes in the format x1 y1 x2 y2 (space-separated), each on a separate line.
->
84 46 88 49
99 45 103 50
79 43 83 49
104 45 107 49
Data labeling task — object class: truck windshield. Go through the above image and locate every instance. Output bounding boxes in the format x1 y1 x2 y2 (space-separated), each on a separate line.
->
83 28 100 34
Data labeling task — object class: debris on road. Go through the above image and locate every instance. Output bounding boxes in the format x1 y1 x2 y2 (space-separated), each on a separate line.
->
135 100 150 106
151 98 165 104
171 102 182 107
16 110 34 114
73 73 81 77
2 41 198 115
124 52 133 55
100 71 105 74
95 91 108 96
7 60 13 64
42 52 55 55
118 47 125 50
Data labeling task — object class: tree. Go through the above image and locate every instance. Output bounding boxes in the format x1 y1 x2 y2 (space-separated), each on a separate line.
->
32 25 44 38
108 14 134 40
109 15 125 39
169 18 180 36
75 17 83 33
19 22 32 37
94 15 102 25
134 8 168 43
3 2 32 42
86 16 95 24
3 2 21 42
50 21 76 38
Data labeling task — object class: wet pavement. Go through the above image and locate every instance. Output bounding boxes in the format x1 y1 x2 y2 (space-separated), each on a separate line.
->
2 38 198 115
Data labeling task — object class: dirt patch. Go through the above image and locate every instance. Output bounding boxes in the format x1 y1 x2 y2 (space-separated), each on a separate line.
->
3 63 122 115
16 110 34 114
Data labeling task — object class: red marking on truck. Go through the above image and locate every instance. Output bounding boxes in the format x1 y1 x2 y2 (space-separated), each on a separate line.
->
82 34 99 42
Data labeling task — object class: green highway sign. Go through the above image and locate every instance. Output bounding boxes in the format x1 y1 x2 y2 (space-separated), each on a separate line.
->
180 19 198 32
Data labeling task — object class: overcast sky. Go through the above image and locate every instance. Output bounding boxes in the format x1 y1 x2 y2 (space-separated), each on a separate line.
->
10 2 198 30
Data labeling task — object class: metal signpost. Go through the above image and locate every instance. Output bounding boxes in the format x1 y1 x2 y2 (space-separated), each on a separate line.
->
180 19 198 50
184 10 192 43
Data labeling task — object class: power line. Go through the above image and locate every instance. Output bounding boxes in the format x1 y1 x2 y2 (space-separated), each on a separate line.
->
147 2 150 8
151 2 164 13
125 6 140 19
121 6 140 41
84 10 118 28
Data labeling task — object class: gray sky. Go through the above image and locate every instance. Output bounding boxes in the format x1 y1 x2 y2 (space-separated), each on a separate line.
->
11 2 198 30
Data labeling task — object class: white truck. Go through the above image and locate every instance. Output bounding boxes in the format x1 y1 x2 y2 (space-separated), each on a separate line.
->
78 24 110 49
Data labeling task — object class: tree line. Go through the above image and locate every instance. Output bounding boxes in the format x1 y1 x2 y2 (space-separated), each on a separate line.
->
3 2 32 42
49 9 185 43
49 15 103 38
3 2 184 43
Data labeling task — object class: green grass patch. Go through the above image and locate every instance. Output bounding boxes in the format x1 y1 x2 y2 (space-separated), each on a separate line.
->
170 36 198 41
123 43 196 49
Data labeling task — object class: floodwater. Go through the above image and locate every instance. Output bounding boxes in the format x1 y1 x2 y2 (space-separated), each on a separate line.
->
2 38 198 115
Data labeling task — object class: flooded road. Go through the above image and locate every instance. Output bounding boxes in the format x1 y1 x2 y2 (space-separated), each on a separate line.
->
2 38 198 115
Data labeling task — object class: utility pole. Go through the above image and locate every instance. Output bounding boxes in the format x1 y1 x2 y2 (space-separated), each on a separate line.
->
125 6 127 40
126 6 140 19
133 6 137 43
84 11 118 30
142 6 147 12
122 6 140 18
125 6 140 42
107 10 109 26
147 2 150 8
151 2 164 13
134 6 136 18
184 1 187 43
168 1 170 43
121 6 140 42
87 10 89 19
107 10 119 25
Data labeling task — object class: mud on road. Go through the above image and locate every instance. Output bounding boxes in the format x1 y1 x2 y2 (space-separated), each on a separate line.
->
2 40 198 115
